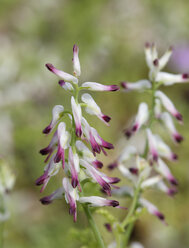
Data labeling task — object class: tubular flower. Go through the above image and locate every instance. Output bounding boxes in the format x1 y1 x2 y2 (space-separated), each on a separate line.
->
54 122 70 168
139 198 165 224
160 112 183 143
81 93 111 125
36 154 61 192
146 129 158 162
43 105 64 134
37 45 120 223
125 103 149 137
79 196 120 207
155 91 183 122
71 96 82 137
82 82 119 91
121 80 151 92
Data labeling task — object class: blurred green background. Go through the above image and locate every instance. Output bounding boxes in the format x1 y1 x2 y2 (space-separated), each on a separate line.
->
0 0 189 247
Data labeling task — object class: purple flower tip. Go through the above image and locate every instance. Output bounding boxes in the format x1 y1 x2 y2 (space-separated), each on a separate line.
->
132 124 138 132
39 147 49 155
111 177 121 184
172 153 178 160
102 115 111 123
72 178 79 188
45 63 54 72
120 82 128 89
59 80 66 86
168 188 178 196
35 174 47 186
156 211 165 220
124 129 132 139
107 162 118 170
153 59 159 66
170 177 178 186
110 85 120 91
43 125 51 134
76 128 82 137
129 167 139 175
73 44 78 53
175 112 183 121
40 197 52 205
103 142 114 150
110 200 119 207
145 42 151 48
92 160 103 169
182 73 189 79
174 134 183 143
104 223 112 232
153 154 158 162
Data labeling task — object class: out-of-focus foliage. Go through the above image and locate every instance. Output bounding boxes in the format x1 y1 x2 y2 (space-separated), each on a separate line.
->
0 0 189 247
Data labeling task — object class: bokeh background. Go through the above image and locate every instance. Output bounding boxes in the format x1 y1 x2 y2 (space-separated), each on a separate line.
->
1 0 189 247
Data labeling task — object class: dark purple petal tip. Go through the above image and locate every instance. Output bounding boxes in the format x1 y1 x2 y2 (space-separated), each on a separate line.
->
110 85 120 91
153 154 158 162
110 177 121 184
102 141 114 150
182 73 189 79
172 153 178 160
43 125 52 134
153 59 159 66
174 134 183 143
124 129 132 138
76 128 82 137
45 63 54 72
170 177 178 186
129 167 139 175
59 80 66 86
132 123 138 132
107 162 118 170
73 44 78 53
104 223 112 232
40 196 52 205
71 178 79 188
35 174 47 186
145 42 151 48
155 211 165 221
175 112 183 121
121 82 128 89
39 147 50 155
102 115 111 123
92 160 103 169
168 188 178 196
110 200 119 207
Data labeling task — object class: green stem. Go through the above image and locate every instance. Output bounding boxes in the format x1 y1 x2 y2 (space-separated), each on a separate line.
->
120 181 142 248
0 222 4 248
83 205 105 248
72 85 104 247
119 81 159 248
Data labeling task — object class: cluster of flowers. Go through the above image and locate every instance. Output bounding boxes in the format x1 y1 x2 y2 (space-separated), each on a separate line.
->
0 158 15 222
109 43 189 223
36 45 121 221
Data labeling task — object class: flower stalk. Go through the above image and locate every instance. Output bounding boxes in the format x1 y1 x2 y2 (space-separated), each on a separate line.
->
37 45 120 247
109 43 189 248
